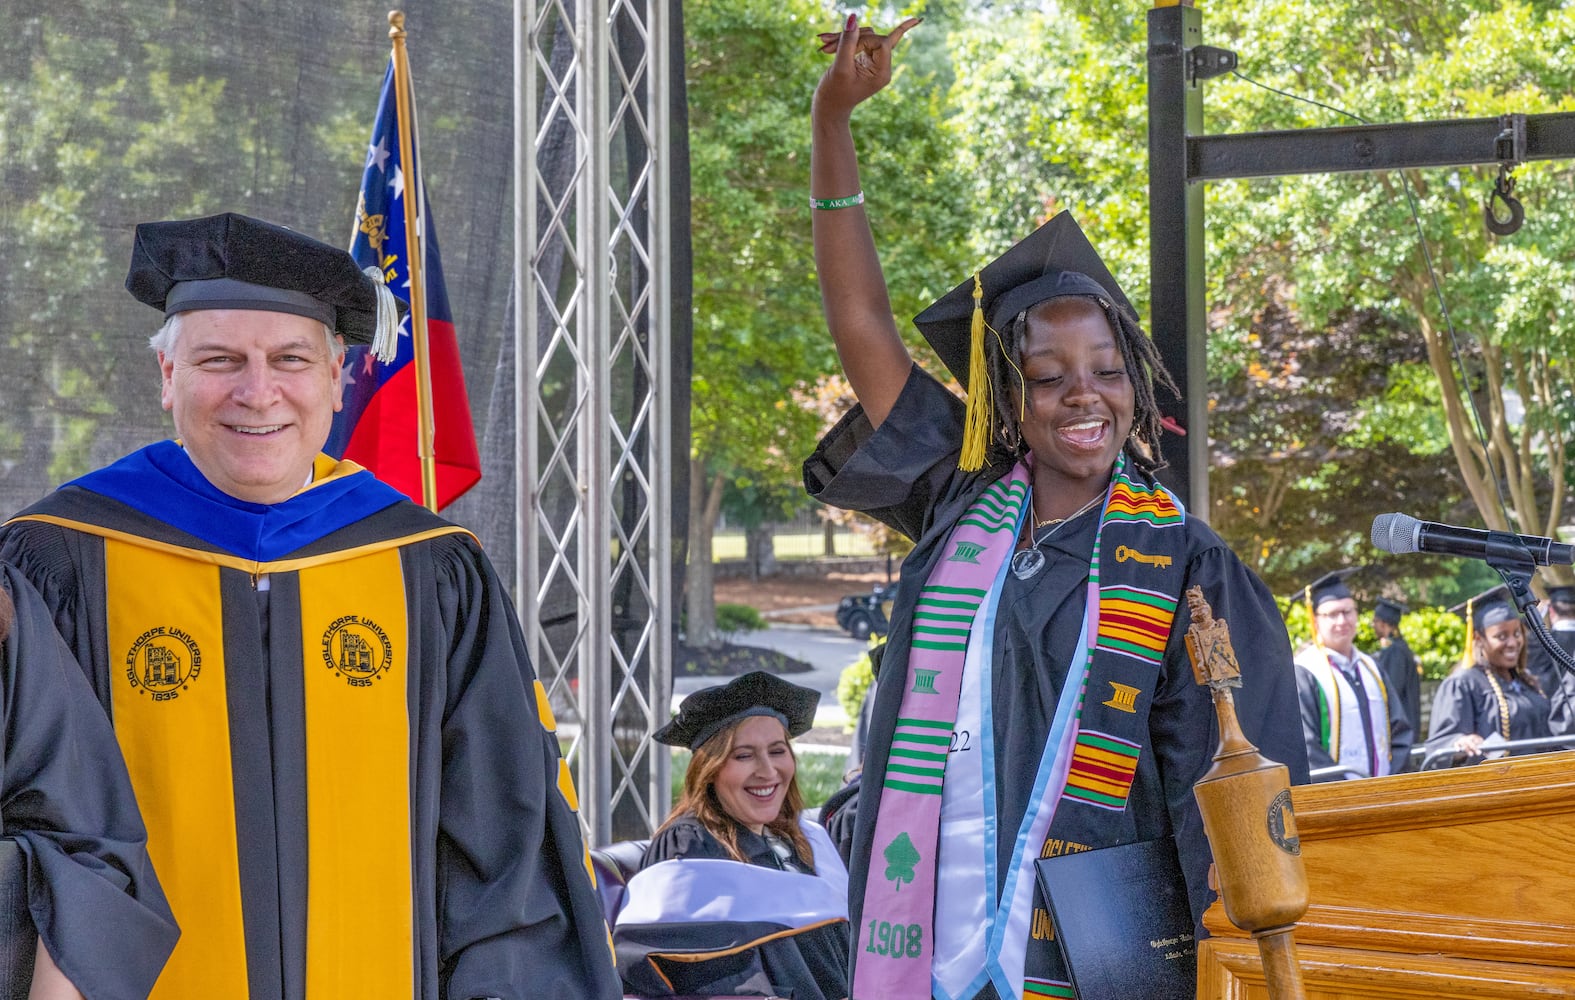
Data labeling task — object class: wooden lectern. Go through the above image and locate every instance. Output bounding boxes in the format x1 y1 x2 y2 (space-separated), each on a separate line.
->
1197 749 1575 998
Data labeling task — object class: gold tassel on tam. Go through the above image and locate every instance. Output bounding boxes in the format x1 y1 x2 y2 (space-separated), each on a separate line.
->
959 273 992 471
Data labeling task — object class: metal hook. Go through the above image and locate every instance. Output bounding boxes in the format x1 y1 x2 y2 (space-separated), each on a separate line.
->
1484 165 1523 236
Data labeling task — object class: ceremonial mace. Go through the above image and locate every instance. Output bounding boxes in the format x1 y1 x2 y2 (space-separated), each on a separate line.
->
1184 587 1309 1000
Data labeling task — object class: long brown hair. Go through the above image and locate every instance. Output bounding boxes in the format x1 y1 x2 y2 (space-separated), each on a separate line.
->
657 717 813 867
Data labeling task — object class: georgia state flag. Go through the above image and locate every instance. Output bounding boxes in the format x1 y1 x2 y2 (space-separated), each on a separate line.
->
326 61 480 509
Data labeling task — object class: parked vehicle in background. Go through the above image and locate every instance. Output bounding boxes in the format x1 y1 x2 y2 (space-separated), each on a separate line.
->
835 585 893 640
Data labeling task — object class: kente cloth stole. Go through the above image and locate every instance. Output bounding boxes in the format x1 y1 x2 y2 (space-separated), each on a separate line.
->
34 514 441 997
1301 651 1391 776
850 455 1186 1000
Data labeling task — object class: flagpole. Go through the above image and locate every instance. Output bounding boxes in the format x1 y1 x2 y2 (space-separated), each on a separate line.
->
388 10 439 512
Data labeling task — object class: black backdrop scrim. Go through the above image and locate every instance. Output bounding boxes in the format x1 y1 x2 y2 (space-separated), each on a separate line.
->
0 1 518 565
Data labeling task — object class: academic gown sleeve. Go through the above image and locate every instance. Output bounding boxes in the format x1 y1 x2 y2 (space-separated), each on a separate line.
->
1421 671 1481 767
1384 678 1415 773
804 364 1014 544
1 563 179 1000
1294 664 1341 773
430 540 621 1000
1552 668 1575 736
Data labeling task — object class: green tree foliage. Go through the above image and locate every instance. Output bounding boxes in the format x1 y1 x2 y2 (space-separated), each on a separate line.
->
0 4 511 521
935 2 1575 601
1201 0 1575 588
681 0 969 643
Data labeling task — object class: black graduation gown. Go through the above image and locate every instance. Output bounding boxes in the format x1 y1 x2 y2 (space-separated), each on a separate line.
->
0 486 620 1000
1553 662 1575 736
1424 665 1555 767
0 562 178 998
1374 634 1422 741
615 815 851 999
1522 626 1575 709
803 367 1309 998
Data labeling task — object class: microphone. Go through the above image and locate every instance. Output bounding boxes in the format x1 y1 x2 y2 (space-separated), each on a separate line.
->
1370 512 1575 566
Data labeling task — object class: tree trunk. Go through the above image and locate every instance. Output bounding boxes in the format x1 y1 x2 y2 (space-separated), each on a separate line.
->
685 457 725 649
822 512 836 557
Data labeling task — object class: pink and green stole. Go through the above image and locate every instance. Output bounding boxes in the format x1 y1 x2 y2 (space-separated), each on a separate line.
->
851 454 1186 1000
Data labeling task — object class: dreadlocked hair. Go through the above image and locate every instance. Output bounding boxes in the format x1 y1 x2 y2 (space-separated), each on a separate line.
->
656 720 813 867
984 296 1179 474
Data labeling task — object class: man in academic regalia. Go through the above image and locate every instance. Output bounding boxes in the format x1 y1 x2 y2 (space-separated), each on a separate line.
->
1294 573 1413 780
1524 585 1575 708
0 213 620 1000
1371 597 1422 765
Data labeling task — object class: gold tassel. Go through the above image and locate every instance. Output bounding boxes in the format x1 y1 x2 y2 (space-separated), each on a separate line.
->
959 272 992 471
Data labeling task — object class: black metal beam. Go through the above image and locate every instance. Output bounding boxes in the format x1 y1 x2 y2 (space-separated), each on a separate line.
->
1191 112 1575 181
1147 3 1209 514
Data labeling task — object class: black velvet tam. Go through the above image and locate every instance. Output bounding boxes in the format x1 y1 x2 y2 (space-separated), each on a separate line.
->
911 212 1137 388
655 671 820 750
125 212 399 344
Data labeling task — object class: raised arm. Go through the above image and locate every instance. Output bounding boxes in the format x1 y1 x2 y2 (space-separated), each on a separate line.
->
811 14 921 428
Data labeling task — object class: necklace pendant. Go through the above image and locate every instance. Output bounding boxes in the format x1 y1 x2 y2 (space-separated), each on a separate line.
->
1011 547 1046 580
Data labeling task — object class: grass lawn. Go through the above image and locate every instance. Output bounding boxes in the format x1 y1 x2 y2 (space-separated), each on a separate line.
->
711 530 878 560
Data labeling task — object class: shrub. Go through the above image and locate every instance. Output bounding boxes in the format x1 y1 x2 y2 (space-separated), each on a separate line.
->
1399 606 1466 680
714 602 766 643
837 639 880 729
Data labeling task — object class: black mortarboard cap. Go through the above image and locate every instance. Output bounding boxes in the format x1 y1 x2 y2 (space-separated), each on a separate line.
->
654 671 820 751
1449 584 1516 630
1547 585 1575 608
1298 568 1360 611
125 212 402 347
1373 598 1407 626
912 212 1136 391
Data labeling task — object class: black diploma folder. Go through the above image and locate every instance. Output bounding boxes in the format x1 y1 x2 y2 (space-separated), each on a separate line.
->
1033 837 1196 1000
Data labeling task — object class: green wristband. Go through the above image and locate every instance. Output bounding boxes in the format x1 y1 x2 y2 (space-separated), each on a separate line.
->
810 191 864 210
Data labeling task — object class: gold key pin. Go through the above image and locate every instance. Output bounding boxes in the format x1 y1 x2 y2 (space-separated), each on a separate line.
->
1114 545 1173 569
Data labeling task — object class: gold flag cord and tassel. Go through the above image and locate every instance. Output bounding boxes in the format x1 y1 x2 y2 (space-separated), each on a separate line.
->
388 10 440 512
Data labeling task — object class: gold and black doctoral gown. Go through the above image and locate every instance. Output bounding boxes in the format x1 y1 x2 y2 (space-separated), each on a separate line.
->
1 441 619 1000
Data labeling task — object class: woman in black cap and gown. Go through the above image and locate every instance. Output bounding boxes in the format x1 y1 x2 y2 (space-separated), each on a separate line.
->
806 17 1308 1000
1425 589 1554 766
613 671 850 999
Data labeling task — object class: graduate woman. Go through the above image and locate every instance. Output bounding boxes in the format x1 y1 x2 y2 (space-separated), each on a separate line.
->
1425 590 1554 766
806 16 1308 1000
613 672 849 999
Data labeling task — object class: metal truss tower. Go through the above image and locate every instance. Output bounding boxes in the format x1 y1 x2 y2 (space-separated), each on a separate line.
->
515 0 672 844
